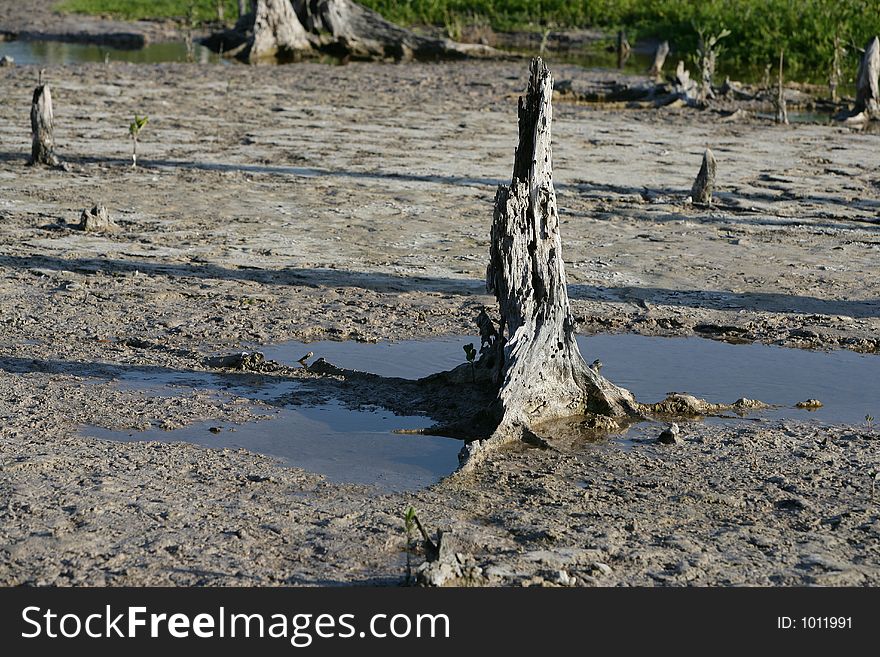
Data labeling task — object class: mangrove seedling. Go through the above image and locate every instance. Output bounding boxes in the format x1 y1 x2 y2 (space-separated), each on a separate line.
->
866 414 874 428
463 343 477 382
129 114 148 168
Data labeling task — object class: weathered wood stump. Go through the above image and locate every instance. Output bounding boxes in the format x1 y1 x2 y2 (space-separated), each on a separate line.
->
206 0 496 63
649 41 670 79
460 58 639 466
78 205 116 232
616 30 631 68
854 36 879 119
249 0 314 61
690 148 716 205
29 83 60 167
775 50 789 125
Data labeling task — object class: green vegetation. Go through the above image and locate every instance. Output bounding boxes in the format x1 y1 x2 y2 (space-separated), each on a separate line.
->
57 0 880 80
128 114 148 167
362 0 880 79
56 1 241 24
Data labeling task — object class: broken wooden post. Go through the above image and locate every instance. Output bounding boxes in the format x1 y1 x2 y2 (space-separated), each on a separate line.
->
469 58 638 456
690 148 716 205
649 40 670 79
855 36 880 119
775 50 789 125
29 81 60 167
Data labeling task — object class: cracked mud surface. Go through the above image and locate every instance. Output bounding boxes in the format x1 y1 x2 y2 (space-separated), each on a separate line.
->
1 55 879 585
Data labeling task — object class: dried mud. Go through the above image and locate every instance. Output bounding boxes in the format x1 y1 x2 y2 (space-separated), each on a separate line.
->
0 48 879 585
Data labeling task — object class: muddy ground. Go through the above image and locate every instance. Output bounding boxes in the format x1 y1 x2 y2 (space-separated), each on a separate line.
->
0 36 879 585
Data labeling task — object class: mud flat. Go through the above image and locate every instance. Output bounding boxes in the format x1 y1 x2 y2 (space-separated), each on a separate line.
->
0 50 879 585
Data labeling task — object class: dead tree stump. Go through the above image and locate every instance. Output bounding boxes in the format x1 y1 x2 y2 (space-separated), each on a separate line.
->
248 0 314 62
649 41 670 79
468 58 638 456
690 148 716 205
855 36 880 119
207 0 495 63
78 205 115 232
616 30 631 68
29 83 60 167
775 50 789 125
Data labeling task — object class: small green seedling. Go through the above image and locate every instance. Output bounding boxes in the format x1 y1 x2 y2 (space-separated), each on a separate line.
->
866 414 874 428
463 343 477 382
129 114 149 168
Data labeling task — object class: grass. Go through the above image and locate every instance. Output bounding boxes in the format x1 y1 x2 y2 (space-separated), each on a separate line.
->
56 0 880 81
55 0 241 24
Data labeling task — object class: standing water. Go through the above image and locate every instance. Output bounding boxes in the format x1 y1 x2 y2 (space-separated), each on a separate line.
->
83 334 880 491
0 40 222 65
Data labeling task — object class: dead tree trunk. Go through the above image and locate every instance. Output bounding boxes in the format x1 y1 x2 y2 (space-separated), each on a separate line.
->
829 33 843 103
247 0 314 62
476 58 638 449
690 148 716 205
206 0 495 62
238 0 248 18
855 35 880 119
775 50 789 125
649 40 669 79
292 0 494 60
616 30 631 68
29 83 60 167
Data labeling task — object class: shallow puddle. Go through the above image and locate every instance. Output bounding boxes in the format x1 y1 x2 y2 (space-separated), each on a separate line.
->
0 39 221 65
86 333 878 492
265 333 880 425
87 403 449 493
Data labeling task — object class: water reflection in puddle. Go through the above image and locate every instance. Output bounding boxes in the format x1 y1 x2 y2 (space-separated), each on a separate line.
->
0 39 222 66
86 402 447 493
86 333 879 491
265 333 880 425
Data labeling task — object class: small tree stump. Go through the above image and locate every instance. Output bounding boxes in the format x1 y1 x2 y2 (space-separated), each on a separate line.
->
78 205 116 232
29 83 60 167
775 50 789 125
481 58 638 441
616 29 631 68
855 36 880 119
649 41 670 79
671 60 698 105
690 148 716 205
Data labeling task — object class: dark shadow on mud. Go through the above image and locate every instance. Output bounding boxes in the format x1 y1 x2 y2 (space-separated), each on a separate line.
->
0 151 507 189
569 284 880 319
0 354 491 429
569 180 880 228
4 252 877 317
0 253 484 295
